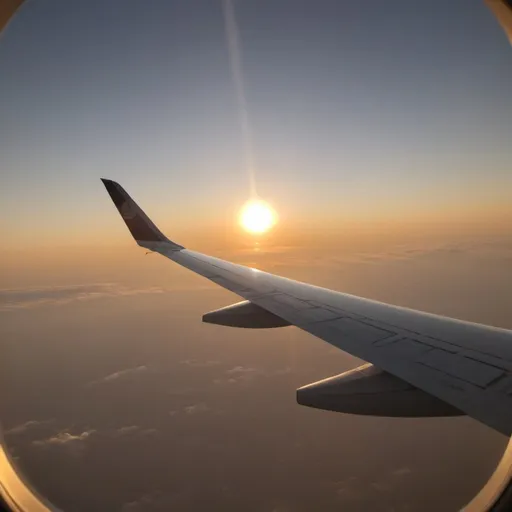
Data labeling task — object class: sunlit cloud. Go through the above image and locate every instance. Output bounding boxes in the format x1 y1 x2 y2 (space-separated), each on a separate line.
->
184 403 210 415
33 429 96 450
4 419 54 436
46 431 94 445
226 365 258 375
102 365 148 382
213 365 292 385
116 425 140 436
21 424 158 451
87 365 149 387
114 425 157 437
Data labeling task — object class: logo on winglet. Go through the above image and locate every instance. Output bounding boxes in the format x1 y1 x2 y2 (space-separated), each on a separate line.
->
120 201 137 220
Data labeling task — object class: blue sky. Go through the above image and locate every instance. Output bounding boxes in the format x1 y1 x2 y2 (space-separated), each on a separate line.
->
1 0 511 247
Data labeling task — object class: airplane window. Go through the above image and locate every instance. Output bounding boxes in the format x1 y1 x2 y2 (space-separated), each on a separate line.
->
1 1 511 511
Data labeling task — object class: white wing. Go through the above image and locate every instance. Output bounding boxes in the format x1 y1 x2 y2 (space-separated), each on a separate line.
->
102 179 512 437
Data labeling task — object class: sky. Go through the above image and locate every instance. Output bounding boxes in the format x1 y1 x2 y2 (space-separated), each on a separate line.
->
0 0 511 252
1 0 512 511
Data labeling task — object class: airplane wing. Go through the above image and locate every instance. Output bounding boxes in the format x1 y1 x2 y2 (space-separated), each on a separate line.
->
101 179 512 437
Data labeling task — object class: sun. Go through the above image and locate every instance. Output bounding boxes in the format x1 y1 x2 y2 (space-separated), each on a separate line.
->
239 199 277 234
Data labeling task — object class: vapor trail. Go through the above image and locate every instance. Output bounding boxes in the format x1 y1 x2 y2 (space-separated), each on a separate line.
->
222 0 257 197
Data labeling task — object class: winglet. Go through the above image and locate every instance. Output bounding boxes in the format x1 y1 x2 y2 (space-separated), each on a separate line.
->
486 0 512 45
101 179 184 250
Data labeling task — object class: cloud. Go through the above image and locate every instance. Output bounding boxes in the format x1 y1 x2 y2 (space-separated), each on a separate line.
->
351 237 512 266
116 425 140 436
234 236 512 271
28 424 157 454
0 283 167 311
45 431 95 445
333 467 413 504
392 467 412 477
221 366 261 384
166 403 212 417
226 365 258 375
121 491 167 511
87 365 148 386
334 476 360 501
214 365 292 385
102 365 148 382
33 429 96 453
114 425 158 437
4 419 54 436
183 403 210 415
122 496 154 512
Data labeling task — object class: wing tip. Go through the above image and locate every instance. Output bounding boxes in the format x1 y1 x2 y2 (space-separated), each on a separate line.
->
100 177 118 192
100 178 184 250
486 0 512 45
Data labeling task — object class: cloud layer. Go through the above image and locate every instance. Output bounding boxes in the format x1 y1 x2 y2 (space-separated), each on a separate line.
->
0 283 166 311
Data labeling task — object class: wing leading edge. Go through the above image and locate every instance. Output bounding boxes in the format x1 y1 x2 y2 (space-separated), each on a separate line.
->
101 179 512 436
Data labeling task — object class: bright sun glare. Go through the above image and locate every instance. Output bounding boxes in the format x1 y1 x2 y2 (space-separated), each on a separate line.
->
239 199 277 234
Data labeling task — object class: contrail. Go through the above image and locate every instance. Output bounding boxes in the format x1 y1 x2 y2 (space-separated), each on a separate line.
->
222 0 258 197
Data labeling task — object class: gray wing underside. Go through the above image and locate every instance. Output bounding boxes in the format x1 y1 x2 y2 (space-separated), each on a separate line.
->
101 179 512 437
